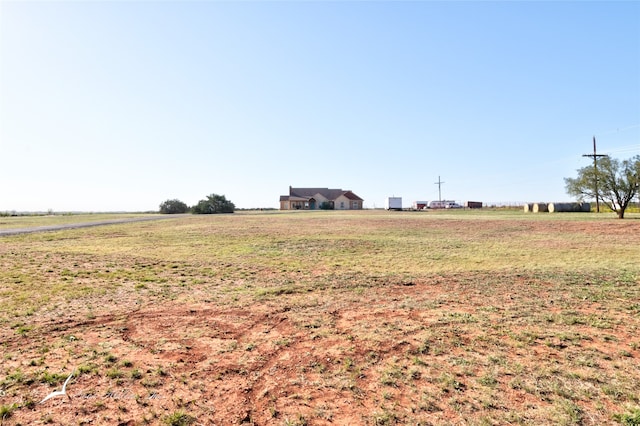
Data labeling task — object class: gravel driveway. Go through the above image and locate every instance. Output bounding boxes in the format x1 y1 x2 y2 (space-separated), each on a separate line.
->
0 215 183 236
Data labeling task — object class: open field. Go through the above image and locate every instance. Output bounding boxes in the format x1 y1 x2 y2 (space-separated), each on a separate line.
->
1 210 639 425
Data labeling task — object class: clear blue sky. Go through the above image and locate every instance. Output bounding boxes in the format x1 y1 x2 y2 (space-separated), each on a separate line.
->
1 0 639 211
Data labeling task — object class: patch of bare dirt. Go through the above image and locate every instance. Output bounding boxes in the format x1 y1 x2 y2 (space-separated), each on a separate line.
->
2 273 639 425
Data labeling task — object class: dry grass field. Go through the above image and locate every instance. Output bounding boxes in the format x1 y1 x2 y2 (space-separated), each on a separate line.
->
1 210 639 425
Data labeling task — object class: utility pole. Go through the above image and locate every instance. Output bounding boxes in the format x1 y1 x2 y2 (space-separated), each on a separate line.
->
582 136 608 213
434 176 445 201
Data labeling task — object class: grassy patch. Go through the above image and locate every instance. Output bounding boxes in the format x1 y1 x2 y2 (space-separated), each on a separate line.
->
0 211 638 424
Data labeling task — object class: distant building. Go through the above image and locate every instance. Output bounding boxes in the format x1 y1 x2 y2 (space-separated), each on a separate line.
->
412 201 428 210
464 201 483 209
279 186 364 210
386 197 402 210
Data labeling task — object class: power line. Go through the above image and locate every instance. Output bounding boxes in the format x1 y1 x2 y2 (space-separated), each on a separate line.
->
434 176 445 201
600 145 640 156
595 123 640 137
582 136 609 213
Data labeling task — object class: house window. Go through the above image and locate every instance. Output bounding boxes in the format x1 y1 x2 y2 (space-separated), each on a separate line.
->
340 202 345 209
352 201 359 209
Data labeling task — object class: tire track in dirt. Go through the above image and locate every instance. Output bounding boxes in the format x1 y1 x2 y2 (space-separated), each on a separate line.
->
113 303 374 424
115 305 299 423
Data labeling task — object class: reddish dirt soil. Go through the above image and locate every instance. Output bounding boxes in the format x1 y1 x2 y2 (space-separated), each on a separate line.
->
1 217 639 425
2 273 639 425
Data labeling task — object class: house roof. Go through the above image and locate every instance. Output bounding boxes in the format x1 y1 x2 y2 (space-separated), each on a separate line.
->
343 191 364 201
282 187 363 202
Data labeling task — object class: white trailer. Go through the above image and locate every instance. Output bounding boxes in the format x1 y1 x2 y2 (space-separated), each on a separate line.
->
385 197 402 210
428 200 460 209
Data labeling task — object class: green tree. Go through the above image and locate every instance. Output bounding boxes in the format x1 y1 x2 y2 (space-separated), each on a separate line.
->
192 194 235 214
159 199 189 214
564 155 639 219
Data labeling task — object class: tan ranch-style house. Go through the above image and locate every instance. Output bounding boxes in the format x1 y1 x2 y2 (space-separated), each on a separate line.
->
280 187 364 210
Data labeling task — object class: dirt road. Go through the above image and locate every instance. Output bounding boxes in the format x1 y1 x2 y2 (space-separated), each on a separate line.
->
0 215 183 236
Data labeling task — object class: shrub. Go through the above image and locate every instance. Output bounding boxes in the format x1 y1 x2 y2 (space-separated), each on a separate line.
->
192 194 235 214
319 201 334 210
159 199 189 214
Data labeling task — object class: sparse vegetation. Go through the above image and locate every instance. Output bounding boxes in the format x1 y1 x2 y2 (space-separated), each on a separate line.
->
0 210 638 424
614 407 640 425
163 410 196 426
0 403 17 420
